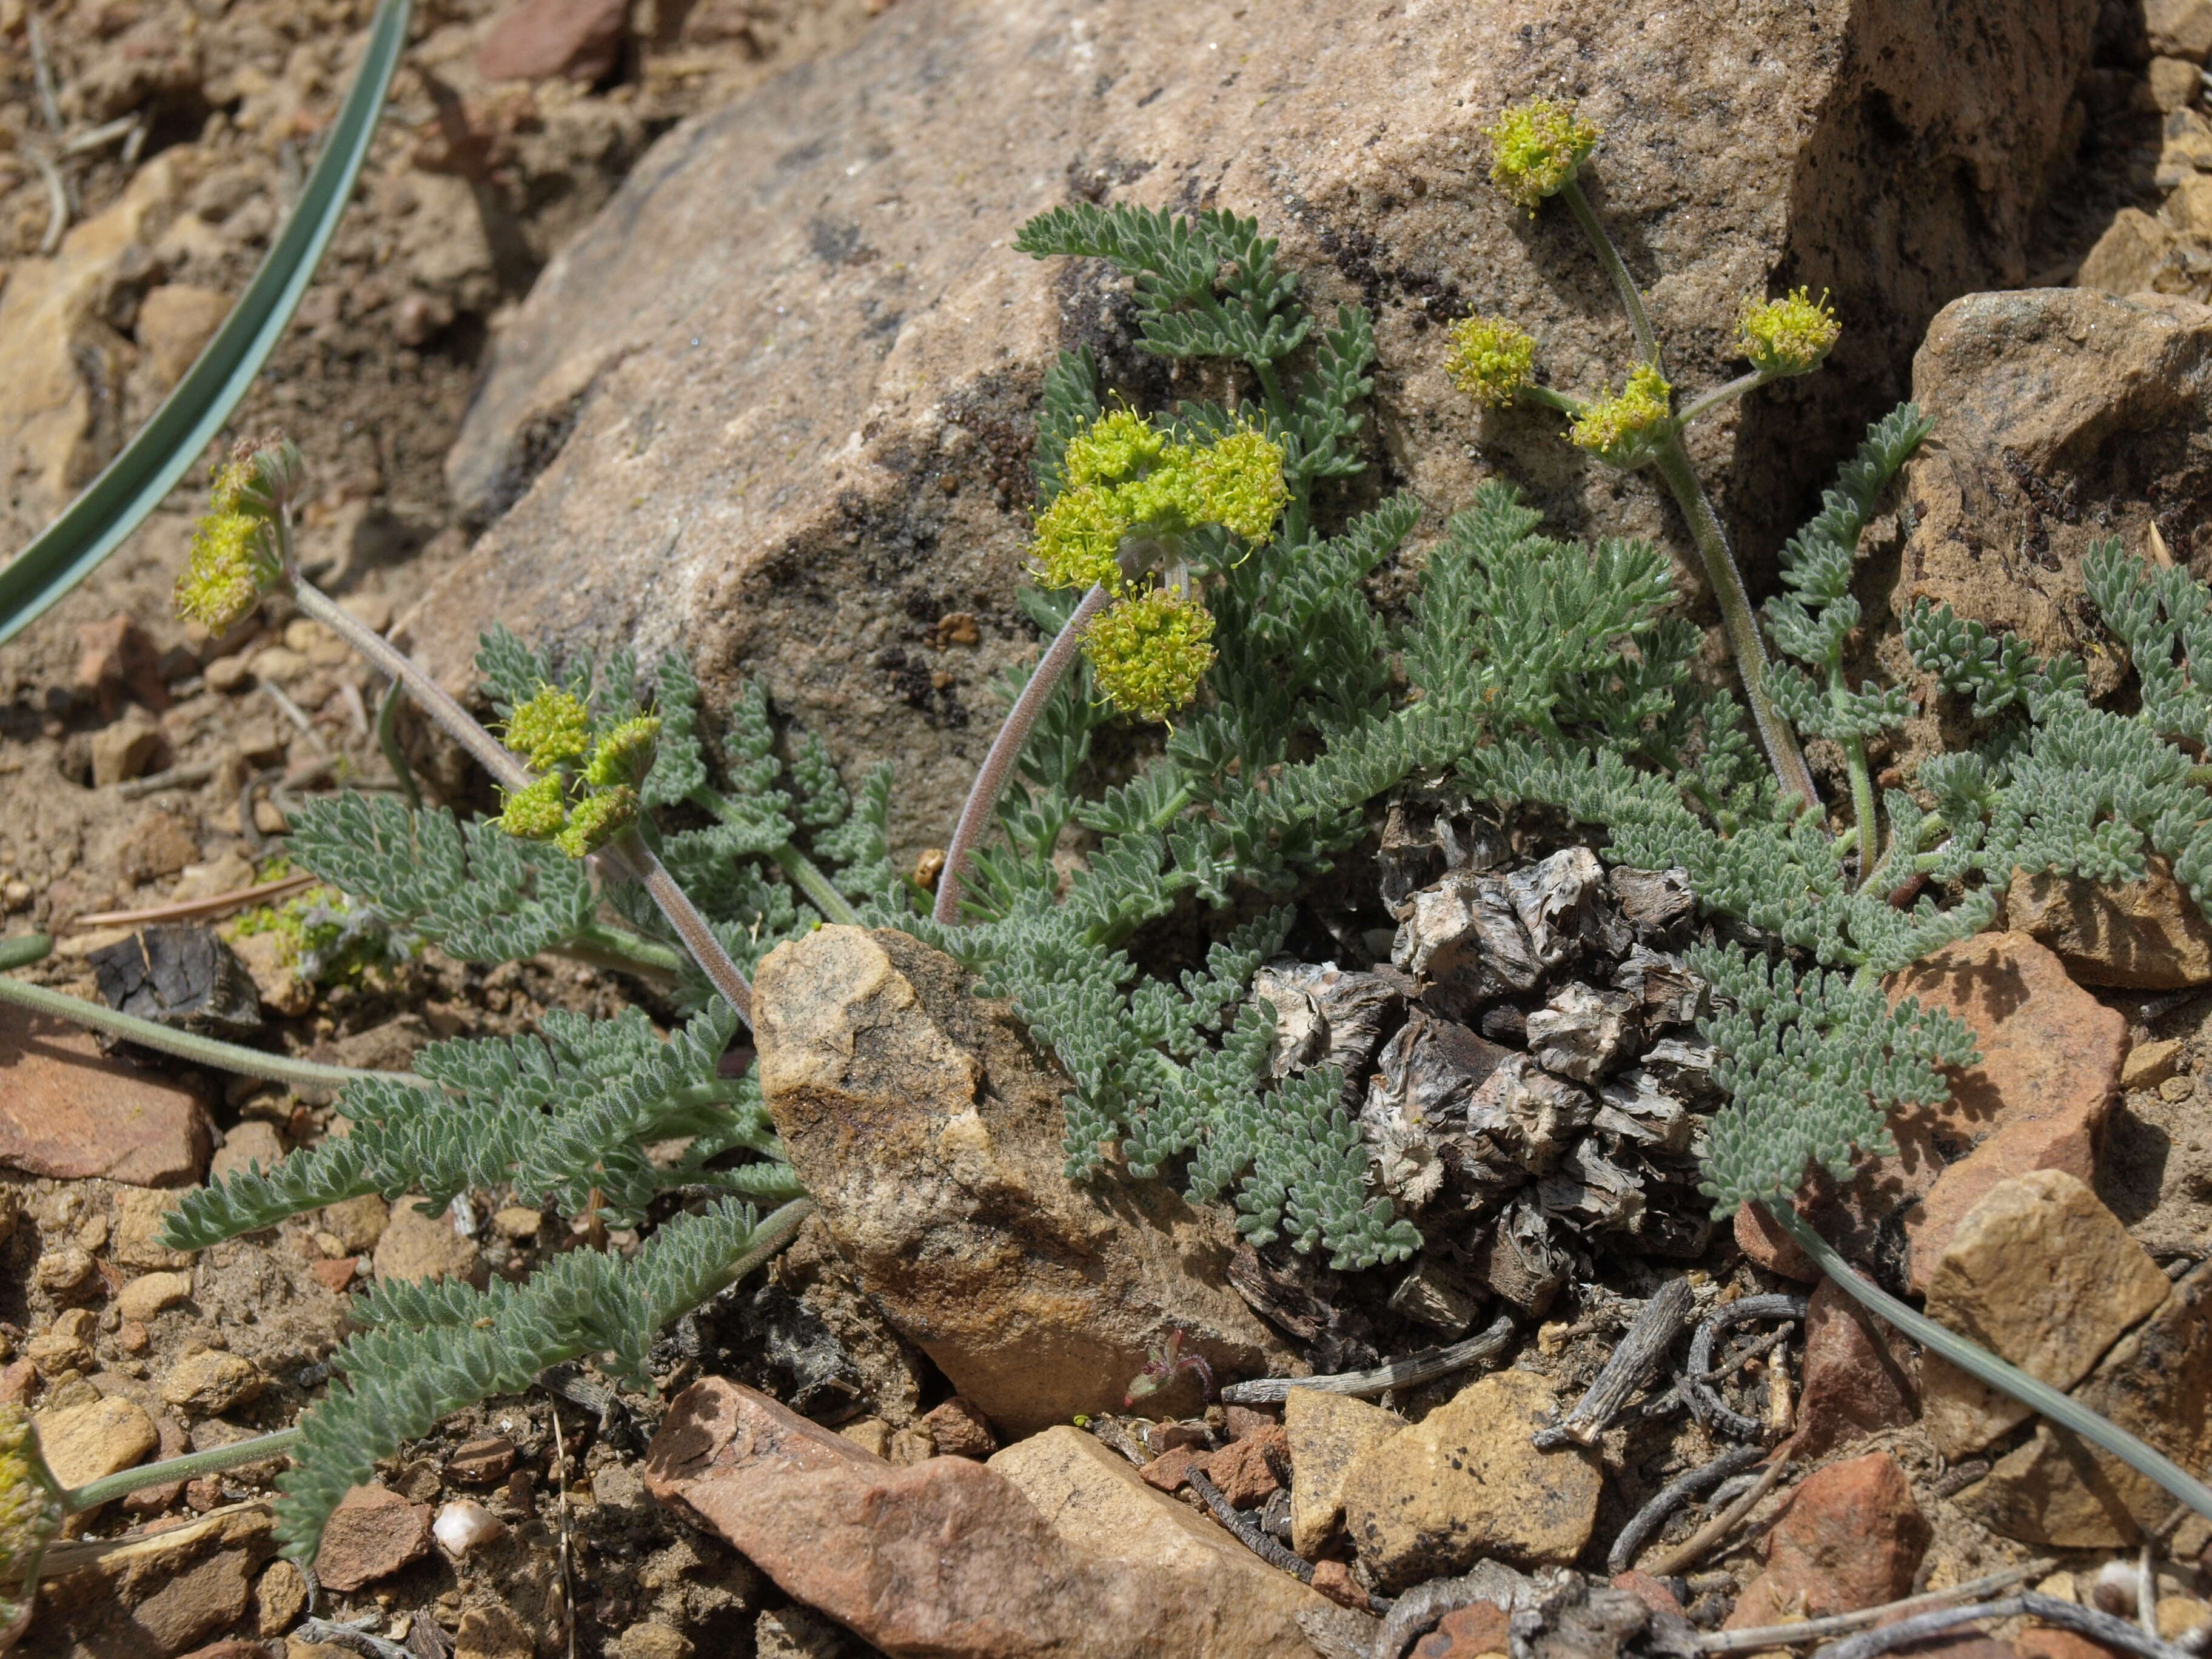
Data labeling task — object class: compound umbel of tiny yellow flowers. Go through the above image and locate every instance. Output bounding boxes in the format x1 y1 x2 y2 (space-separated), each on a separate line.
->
1738 286 1840 377
1081 583 1218 723
1570 361 1675 468
503 685 592 773
175 435 309 633
1486 97 1601 212
1031 415 1289 592
1445 316 1538 408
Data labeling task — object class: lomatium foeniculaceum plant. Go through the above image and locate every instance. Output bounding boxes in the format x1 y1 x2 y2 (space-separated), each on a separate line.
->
13 167 2212 1583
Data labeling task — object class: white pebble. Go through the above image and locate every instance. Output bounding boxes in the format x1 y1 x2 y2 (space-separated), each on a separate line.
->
433 1498 505 1557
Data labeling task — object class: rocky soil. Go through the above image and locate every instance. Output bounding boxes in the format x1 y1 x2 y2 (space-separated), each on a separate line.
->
7 0 2212 1656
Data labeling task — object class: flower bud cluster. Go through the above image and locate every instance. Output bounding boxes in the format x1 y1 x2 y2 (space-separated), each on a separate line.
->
173 435 304 632
493 686 659 857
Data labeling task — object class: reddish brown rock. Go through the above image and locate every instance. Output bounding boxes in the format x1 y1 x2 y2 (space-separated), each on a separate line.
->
1208 1423 1287 1507
476 0 626 82
1139 1444 1210 1492
0 1005 213 1186
1724 1453 1929 1627
1223 1406 1278 1439
447 1435 518 1486
30 1504 276 1657
921 1396 997 1460
646 1379 1319 1658
307 1255 360 1293
1612 1570 1685 1619
2007 859 2212 990
1795 1277 1920 1457
75 614 168 715
2017 1630 2130 1659
313 1485 434 1592
1737 932 2122 1292
1413 1600 1512 1659
178 1643 278 1659
1310 1560 1371 1613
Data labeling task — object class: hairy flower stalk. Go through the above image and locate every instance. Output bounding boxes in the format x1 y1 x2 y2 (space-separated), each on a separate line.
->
1474 102 1820 811
935 415 1288 924
176 438 759 1025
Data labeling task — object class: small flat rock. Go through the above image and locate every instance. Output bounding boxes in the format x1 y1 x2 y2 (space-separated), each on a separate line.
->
307 1256 360 1293
32 1504 275 1657
208 1119 286 1185
161 1350 264 1416
1208 1422 1286 1506
1738 932 2123 1293
0 1005 213 1187
313 1485 434 1592
1920 1170 2170 1457
446 1435 518 1485
919 1396 996 1459
372 1196 483 1287
320 1193 389 1255
2123 1039 2184 1090
2008 858 2212 989
645 1379 1322 1658
1413 1601 1511 1659
1285 1387 1405 1557
1795 1278 1919 1459
476 0 626 81
116 1270 195 1322
1138 1444 1209 1492
1337 1369 1601 1591
1725 1453 1929 1627
34 1393 158 1489
1962 1259 2212 1546
113 1187 196 1270
455 1602 535 1659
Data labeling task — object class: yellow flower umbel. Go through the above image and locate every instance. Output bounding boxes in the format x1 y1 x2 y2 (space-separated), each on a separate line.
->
1738 286 1840 377
1445 317 1538 408
1486 98 1601 212
174 436 307 633
493 695 660 858
1569 361 1674 468
1082 585 1218 723
1030 414 1287 592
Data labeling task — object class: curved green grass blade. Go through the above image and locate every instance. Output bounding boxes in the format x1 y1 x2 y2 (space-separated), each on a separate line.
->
0 0 413 648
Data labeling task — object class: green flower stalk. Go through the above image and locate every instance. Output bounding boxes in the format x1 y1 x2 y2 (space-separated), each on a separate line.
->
936 413 1287 923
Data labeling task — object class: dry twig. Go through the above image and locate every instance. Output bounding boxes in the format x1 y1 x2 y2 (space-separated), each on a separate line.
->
1537 1278 1691 1449
1644 1453 1791 1577
1221 1313 1515 1405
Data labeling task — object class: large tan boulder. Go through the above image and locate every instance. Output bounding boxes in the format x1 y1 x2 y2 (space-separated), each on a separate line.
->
415 0 2094 860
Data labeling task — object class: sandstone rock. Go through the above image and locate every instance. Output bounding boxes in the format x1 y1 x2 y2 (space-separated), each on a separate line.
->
313 1484 434 1592
209 1119 286 1185
115 1186 197 1269
1725 1453 1928 1627
32 1503 276 1658
2008 860 2212 991
2123 1039 2184 1090
1738 932 2123 1293
990 1426 1329 1637
478 0 628 82
25 1307 97 1376
752 927 1291 1433
2151 0 2212 60
253 1559 309 1637
92 706 168 787
134 285 229 391
161 1349 264 1416
419 0 2093 866
1887 289 2212 732
1920 1170 2170 1456
1310 1561 1371 1614
753 1607 855 1659
1138 1444 1209 1493
2152 56 2204 112
320 1193 390 1255
455 1603 535 1659
447 1435 518 1486
1962 1259 2212 1546
2077 209 2179 297
919 1396 996 1459
0 1005 213 1186
1338 1369 1601 1591
118 1270 196 1322
611 1624 697 1659
646 1379 1323 1657
1795 1278 1920 1458
76 612 169 715
372 1196 484 1287
35 1393 158 1489
0 153 190 544
308 1256 360 1293
1285 1387 1406 1558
